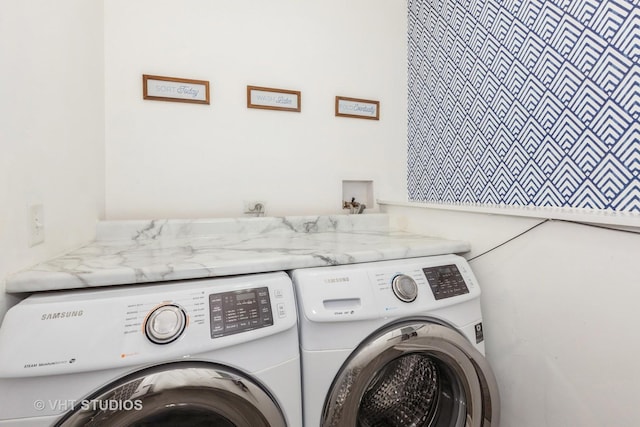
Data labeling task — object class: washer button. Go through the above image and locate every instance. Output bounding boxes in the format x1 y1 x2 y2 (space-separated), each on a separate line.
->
392 274 418 303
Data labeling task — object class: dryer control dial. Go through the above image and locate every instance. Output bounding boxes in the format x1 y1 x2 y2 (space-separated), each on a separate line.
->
392 274 418 303
144 304 187 345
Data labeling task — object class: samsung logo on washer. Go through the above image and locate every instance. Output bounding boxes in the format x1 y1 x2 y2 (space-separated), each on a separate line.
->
324 277 350 284
41 310 84 321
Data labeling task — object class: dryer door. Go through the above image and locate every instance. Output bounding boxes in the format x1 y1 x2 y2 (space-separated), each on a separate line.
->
55 362 287 427
322 320 499 427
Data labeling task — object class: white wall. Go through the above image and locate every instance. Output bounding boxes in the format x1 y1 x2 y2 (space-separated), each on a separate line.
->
383 204 640 427
0 1 105 314
104 0 407 219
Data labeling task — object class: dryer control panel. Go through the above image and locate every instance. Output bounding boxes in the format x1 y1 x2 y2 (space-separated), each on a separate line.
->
209 286 274 338
0 272 297 378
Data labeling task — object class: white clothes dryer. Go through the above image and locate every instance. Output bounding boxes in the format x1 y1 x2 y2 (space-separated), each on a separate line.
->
291 254 499 427
0 272 301 427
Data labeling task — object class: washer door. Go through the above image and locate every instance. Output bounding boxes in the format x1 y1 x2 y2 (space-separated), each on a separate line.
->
55 362 287 427
322 320 499 427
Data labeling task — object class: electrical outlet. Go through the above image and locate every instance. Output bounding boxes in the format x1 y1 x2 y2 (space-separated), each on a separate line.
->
243 201 266 217
29 204 45 246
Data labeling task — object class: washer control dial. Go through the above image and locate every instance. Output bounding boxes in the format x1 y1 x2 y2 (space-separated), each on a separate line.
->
145 304 187 344
392 274 418 303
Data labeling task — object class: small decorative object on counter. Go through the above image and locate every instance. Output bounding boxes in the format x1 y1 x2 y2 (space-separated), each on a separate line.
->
343 197 366 214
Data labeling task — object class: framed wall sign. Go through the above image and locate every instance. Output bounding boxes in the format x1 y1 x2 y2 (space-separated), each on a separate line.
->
143 74 210 105
335 96 380 120
247 86 301 112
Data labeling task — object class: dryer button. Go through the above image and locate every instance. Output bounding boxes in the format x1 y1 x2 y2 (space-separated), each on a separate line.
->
145 304 187 345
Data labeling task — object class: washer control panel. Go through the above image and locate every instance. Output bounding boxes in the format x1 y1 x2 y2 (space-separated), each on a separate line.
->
422 264 469 300
292 254 480 323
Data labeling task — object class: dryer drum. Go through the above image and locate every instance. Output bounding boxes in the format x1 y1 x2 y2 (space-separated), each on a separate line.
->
321 321 499 427
54 362 287 427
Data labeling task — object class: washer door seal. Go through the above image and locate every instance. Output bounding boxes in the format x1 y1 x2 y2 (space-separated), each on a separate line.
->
321 320 500 427
55 361 287 427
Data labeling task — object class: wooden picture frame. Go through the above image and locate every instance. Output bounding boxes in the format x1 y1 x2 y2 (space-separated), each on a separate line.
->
335 96 380 120
247 86 301 112
143 74 210 105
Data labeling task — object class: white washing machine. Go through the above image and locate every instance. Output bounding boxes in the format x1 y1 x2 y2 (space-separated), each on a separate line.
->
291 254 500 427
0 272 301 426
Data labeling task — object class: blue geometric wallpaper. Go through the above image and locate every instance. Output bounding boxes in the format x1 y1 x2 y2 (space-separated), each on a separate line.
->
407 0 640 212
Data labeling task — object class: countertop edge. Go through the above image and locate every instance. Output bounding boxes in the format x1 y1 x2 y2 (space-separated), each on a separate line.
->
6 215 470 294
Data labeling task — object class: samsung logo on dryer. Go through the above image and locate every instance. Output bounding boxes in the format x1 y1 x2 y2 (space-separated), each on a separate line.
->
41 310 84 320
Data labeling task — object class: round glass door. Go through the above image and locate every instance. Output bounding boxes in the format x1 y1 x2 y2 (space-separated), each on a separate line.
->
357 352 467 426
321 320 499 427
56 362 287 427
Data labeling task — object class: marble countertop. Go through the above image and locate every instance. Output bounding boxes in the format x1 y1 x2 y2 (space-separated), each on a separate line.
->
5 214 470 293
